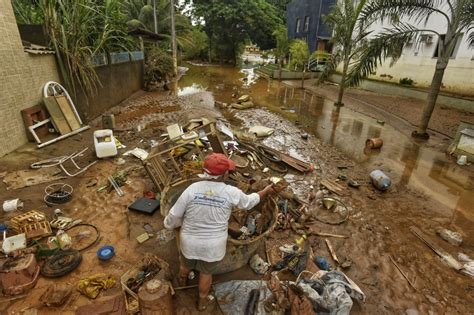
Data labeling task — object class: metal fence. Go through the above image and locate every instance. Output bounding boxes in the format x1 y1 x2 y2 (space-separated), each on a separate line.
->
91 51 144 67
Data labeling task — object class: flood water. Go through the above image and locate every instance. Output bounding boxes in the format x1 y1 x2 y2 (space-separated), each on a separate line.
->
176 64 474 235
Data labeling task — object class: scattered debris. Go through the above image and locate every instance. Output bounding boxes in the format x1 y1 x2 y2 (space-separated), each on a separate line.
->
325 239 340 264
3 198 24 212
138 279 174 314
128 197 161 215
44 183 73 206
97 245 115 261
369 170 391 191
298 270 366 315
457 155 467 166
249 254 270 274
94 129 118 158
389 255 417 291
410 226 463 271
124 148 149 161
0 254 40 296
249 125 275 137
40 284 72 307
41 249 82 278
365 138 383 149
30 148 97 177
77 274 116 299
436 228 463 246
76 294 126 315
458 253 474 277
2 233 27 254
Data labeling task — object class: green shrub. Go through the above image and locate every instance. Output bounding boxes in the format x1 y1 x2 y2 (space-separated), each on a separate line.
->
399 77 414 85
144 45 174 85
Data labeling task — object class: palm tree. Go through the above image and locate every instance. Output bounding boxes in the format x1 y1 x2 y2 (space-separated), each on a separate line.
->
320 0 371 106
352 0 474 139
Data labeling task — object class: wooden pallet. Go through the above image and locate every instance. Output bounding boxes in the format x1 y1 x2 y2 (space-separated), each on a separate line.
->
21 221 52 240
10 210 46 233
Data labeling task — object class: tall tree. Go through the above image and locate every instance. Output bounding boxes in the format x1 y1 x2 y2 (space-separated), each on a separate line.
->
185 0 283 64
319 0 372 106
273 25 289 79
289 39 310 88
355 0 474 139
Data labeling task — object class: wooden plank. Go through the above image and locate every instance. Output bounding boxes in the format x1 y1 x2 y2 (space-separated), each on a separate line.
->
325 238 340 264
55 95 81 130
320 179 344 195
409 226 463 271
43 96 71 135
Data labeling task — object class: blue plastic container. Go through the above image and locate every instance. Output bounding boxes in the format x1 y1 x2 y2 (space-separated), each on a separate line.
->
97 245 115 261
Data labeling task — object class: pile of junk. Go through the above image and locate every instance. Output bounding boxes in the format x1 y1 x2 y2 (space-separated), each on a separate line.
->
140 117 365 314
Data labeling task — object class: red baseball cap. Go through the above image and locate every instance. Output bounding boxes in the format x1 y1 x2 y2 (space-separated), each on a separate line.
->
203 153 236 176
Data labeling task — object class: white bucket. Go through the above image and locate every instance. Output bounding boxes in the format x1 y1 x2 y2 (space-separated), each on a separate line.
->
3 198 23 212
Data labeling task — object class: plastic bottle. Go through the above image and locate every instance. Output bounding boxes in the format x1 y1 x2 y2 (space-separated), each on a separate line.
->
370 170 391 191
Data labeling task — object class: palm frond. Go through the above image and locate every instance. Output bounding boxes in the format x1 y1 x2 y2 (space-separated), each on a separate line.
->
346 23 429 87
361 0 450 26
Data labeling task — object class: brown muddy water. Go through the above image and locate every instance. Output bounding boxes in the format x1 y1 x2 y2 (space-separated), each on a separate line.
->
176 63 474 237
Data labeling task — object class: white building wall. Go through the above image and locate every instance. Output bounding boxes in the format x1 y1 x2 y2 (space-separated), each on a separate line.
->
364 2 474 96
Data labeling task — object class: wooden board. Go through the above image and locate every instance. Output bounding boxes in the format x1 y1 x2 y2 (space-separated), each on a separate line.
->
55 95 81 130
43 96 71 135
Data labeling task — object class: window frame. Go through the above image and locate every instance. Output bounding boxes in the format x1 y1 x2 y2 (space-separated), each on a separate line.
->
296 18 301 33
304 16 310 32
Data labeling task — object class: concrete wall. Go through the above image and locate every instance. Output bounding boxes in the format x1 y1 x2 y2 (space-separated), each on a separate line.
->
366 1 474 96
286 0 335 52
330 74 474 113
0 0 61 157
74 60 143 121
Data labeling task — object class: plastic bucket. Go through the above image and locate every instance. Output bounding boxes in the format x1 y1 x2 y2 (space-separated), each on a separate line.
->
365 138 383 149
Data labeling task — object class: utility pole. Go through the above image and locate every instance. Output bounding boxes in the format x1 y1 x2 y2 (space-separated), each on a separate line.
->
170 0 178 77
153 0 158 34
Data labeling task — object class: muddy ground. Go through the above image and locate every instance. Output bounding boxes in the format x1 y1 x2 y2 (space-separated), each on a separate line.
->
0 81 473 314
285 79 474 139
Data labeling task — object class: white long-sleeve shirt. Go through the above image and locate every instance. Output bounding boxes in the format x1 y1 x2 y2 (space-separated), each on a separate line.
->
164 181 260 262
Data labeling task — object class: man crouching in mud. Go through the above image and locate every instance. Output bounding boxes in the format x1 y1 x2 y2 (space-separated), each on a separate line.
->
164 153 274 311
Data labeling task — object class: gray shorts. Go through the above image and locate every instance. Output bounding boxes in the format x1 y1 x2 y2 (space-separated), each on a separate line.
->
180 255 222 274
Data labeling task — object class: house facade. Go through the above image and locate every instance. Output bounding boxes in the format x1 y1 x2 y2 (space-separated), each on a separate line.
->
286 0 336 53
368 15 474 96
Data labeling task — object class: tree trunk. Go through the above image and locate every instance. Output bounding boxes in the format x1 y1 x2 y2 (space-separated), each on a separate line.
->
414 58 447 138
301 66 305 89
335 61 349 106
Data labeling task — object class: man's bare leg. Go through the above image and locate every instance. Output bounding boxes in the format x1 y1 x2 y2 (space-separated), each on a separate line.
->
198 272 212 299
178 264 191 286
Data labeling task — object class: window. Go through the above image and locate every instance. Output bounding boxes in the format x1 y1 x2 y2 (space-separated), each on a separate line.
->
304 16 310 32
296 18 301 33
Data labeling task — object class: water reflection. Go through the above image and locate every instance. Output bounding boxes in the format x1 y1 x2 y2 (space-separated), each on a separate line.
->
178 64 474 230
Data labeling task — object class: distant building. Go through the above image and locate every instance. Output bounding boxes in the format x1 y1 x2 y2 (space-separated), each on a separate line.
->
286 0 336 53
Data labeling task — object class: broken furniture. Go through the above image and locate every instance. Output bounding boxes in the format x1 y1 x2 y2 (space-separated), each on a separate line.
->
144 122 227 194
0 254 40 295
94 129 118 158
27 81 90 148
31 148 97 177
21 104 50 142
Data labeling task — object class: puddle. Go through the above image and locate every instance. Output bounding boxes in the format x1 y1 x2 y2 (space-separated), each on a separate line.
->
177 63 474 233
